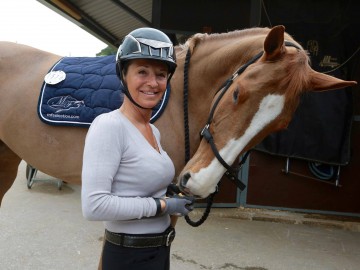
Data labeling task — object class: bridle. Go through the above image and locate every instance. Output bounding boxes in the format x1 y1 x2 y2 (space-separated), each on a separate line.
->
182 41 301 226
199 51 264 191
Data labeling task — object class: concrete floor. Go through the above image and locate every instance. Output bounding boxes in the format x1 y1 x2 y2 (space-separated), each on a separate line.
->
1 161 360 270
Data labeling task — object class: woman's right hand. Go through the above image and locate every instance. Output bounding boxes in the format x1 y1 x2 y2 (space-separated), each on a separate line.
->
162 196 194 216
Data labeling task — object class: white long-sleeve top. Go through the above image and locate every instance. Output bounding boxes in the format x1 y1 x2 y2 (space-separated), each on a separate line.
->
81 109 175 234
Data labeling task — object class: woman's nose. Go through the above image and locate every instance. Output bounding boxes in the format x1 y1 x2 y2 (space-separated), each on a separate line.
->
147 74 158 87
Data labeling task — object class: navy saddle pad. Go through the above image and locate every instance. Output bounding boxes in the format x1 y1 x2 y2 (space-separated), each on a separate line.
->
38 55 170 127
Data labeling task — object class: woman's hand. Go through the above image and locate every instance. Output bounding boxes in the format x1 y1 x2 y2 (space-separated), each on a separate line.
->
161 196 194 216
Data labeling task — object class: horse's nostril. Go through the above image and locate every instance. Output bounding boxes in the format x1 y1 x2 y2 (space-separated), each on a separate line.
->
181 172 191 187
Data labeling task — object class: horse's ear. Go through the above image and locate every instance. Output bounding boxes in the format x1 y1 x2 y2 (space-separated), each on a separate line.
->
263 25 285 61
308 70 357 92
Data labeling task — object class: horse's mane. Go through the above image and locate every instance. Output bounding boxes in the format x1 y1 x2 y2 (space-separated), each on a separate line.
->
202 27 272 41
177 27 272 55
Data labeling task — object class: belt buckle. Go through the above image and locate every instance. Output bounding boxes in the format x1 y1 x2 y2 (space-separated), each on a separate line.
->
165 229 175 246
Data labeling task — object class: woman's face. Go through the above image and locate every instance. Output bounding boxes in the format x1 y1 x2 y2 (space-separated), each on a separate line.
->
124 59 169 109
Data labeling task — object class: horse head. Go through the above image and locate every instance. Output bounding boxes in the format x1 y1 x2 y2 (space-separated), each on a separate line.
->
178 25 357 198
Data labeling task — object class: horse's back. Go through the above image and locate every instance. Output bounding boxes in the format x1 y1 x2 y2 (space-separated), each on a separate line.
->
0 41 61 58
0 41 61 120
0 41 62 87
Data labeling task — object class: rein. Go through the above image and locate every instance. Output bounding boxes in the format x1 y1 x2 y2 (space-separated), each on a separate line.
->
182 41 301 227
183 49 215 227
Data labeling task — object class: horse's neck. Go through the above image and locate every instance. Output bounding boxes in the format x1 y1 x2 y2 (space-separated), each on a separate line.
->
185 36 263 125
191 36 263 86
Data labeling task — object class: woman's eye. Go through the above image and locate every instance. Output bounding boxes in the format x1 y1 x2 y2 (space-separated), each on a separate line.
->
158 73 167 78
138 69 147 75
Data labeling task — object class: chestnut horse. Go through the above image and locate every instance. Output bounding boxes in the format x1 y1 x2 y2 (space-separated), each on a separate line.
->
0 25 356 206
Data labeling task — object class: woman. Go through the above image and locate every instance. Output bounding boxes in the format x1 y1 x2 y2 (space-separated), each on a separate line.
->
81 27 193 270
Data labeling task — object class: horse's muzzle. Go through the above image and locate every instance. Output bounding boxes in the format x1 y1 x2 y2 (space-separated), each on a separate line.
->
178 172 192 196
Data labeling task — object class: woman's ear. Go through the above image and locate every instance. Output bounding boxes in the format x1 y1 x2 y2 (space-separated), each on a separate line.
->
121 61 129 82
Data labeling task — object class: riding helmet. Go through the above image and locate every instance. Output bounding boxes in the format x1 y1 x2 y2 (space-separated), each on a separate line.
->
116 27 177 80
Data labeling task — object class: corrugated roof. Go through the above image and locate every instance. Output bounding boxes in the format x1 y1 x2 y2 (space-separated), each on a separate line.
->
37 0 153 48
36 0 264 48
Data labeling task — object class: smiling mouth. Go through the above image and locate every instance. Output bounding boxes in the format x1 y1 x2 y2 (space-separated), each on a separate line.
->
141 90 158 96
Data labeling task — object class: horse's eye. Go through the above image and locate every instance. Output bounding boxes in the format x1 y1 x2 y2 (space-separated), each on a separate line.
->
233 87 240 104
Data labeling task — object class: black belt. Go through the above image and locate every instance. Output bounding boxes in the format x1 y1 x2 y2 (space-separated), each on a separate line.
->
105 227 176 248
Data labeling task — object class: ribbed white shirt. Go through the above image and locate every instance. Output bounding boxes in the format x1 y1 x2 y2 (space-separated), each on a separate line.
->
81 110 175 234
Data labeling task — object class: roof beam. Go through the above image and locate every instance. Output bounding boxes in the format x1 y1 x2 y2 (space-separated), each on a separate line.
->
109 0 152 27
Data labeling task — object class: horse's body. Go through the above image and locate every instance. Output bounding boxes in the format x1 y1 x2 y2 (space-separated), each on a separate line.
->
0 26 356 204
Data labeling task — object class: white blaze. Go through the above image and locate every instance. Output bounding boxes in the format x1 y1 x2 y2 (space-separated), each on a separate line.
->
187 94 285 197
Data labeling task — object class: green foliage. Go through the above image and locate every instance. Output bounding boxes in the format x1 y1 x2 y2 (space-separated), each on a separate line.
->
96 46 117 56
